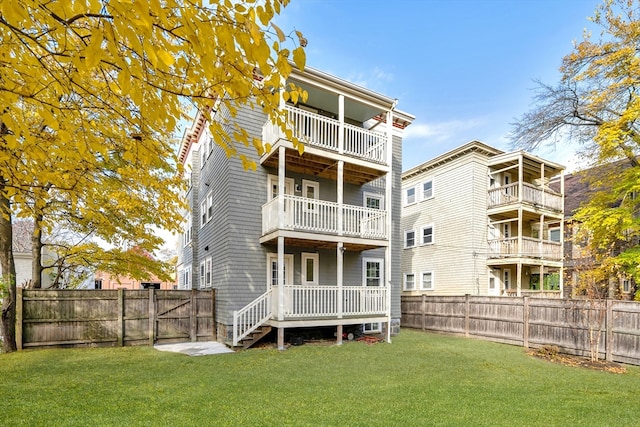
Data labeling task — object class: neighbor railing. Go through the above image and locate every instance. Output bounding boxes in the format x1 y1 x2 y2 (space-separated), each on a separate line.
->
488 182 562 212
488 237 562 260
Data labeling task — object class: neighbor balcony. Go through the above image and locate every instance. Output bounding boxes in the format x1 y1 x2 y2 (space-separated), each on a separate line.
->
488 182 563 212
487 237 563 261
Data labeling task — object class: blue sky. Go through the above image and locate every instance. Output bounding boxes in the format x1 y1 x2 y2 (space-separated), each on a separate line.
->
276 0 602 172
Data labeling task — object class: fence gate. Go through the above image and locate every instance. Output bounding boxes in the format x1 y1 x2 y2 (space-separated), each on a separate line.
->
16 288 215 350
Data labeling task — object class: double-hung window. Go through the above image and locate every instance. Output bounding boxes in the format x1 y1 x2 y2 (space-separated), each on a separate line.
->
405 187 416 205
405 230 416 248
421 272 433 290
422 180 433 199
403 273 416 291
205 257 212 288
421 225 434 245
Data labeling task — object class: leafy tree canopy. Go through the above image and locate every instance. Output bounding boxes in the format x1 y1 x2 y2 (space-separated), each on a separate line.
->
511 0 640 287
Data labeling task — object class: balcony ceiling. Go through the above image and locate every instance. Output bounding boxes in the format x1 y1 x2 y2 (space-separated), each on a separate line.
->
489 153 564 178
297 83 384 124
262 236 383 252
262 147 385 186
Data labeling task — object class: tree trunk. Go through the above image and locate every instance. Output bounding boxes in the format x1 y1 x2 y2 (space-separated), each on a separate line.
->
0 182 17 353
31 214 43 289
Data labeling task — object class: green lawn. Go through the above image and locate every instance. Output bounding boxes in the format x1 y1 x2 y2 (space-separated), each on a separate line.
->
1 329 638 426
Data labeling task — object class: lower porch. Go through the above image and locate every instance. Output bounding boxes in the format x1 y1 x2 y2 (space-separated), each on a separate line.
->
233 285 391 348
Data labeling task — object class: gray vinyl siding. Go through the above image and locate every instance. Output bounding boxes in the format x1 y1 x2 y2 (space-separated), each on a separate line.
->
390 134 402 320
191 98 405 330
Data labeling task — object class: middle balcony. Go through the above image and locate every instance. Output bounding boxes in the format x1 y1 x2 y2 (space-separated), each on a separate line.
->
260 194 388 251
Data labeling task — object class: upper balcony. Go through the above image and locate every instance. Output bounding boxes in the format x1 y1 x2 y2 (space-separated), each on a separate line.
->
488 182 563 213
487 236 563 262
261 105 390 186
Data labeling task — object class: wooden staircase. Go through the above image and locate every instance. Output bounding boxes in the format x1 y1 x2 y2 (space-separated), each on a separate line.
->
234 325 272 349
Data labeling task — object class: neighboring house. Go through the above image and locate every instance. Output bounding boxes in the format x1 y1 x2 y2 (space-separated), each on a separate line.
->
0 222 54 289
176 65 414 349
400 141 565 297
556 163 637 299
92 271 176 290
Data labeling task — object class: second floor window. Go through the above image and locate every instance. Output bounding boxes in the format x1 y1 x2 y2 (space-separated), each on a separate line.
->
422 226 434 245
405 230 416 248
422 180 433 199
405 187 416 205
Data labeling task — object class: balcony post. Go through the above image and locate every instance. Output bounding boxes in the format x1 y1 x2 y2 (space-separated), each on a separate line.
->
540 162 546 207
518 155 524 203
337 242 343 319
338 94 344 154
337 160 344 236
516 262 522 297
277 146 285 322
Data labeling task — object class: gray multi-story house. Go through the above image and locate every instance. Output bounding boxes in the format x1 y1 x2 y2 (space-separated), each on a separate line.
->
401 141 565 298
176 65 413 349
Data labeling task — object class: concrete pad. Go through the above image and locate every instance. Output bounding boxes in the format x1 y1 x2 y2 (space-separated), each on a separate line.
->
154 341 234 356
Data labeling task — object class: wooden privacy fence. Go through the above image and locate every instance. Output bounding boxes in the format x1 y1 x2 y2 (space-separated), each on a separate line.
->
16 288 215 350
402 295 640 366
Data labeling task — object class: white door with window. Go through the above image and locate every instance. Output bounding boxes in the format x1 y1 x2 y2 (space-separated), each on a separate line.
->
267 253 293 288
502 269 511 294
488 269 499 296
363 258 384 333
363 193 383 237
268 175 294 227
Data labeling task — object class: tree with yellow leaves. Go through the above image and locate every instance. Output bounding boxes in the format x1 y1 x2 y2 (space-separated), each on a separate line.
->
0 0 307 352
511 0 640 297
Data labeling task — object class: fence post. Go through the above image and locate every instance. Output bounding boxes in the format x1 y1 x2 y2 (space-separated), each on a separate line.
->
211 289 216 340
16 287 23 351
117 289 124 347
606 299 613 362
190 289 197 342
523 296 529 349
148 288 156 346
421 294 426 331
464 294 470 337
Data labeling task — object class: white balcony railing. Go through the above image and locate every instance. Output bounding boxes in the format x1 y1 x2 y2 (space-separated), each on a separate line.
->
232 285 389 345
488 236 562 260
488 182 562 212
263 105 388 164
280 285 388 318
262 195 387 239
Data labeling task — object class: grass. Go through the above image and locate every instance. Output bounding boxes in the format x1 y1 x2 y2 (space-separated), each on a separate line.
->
1 329 639 426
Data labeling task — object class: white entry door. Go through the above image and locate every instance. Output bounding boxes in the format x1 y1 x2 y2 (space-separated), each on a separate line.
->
488 269 499 296
267 253 293 288
363 258 384 333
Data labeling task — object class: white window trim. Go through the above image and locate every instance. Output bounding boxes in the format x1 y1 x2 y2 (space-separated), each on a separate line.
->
404 186 417 206
205 257 213 288
403 273 416 291
363 191 384 210
503 269 511 291
420 271 434 290
421 224 434 245
302 179 319 213
404 229 416 248
207 192 214 222
182 264 191 290
301 252 319 285
200 200 207 227
549 227 561 242
199 261 206 289
622 278 631 293
183 215 191 247
266 253 294 288
362 258 384 287
421 179 434 200
267 174 294 200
